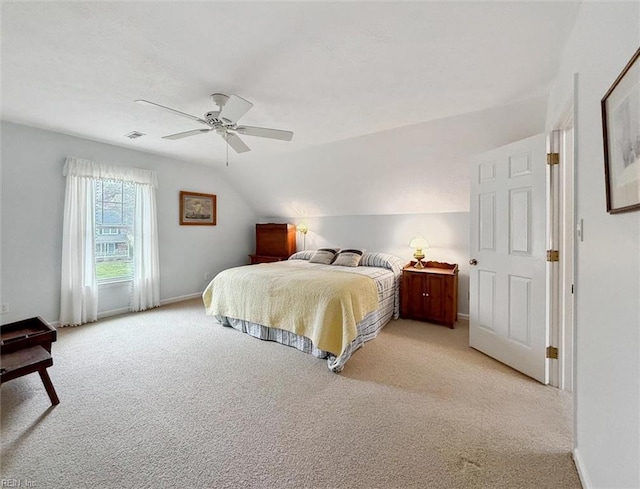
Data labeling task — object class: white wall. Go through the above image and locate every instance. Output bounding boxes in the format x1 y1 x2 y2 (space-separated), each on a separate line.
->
1 122 258 324
264 212 470 315
547 3 640 488
230 96 547 218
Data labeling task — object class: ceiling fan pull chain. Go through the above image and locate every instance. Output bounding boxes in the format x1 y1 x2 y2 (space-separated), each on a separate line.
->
226 132 229 166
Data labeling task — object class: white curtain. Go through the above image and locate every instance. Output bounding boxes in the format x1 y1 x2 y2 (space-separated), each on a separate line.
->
60 157 160 325
131 183 160 311
62 157 158 187
59 171 98 326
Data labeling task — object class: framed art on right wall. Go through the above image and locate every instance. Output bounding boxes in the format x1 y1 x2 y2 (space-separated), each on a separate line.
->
602 47 640 214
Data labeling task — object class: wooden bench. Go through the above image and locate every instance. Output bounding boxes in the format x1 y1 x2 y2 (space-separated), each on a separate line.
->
1 317 60 406
1 345 59 405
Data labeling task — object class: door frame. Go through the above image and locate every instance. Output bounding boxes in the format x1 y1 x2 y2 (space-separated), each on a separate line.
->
547 129 561 388
548 104 576 391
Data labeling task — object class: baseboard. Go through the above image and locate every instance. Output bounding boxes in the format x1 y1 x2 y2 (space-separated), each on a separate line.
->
457 313 469 321
572 448 592 489
98 293 202 318
160 293 201 306
97 306 132 320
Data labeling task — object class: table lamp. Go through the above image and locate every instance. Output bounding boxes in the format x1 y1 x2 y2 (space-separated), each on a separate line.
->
297 223 309 250
409 236 429 268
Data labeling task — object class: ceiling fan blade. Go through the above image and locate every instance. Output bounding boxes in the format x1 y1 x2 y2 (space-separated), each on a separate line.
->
162 128 213 140
236 125 294 141
224 132 251 153
135 99 209 125
218 94 253 124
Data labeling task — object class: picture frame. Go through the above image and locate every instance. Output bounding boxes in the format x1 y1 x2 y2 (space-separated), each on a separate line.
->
602 47 640 214
179 191 216 225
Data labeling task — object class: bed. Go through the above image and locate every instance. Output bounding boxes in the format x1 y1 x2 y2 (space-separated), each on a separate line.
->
202 250 404 372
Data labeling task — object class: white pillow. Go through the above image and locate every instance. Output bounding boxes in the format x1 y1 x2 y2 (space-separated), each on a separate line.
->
309 248 340 264
332 249 365 267
288 250 315 261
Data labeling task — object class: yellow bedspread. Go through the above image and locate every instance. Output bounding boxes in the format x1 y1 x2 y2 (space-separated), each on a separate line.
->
202 262 379 357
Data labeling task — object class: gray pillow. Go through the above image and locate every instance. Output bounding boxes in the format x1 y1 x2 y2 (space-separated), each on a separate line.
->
332 249 365 267
309 248 340 264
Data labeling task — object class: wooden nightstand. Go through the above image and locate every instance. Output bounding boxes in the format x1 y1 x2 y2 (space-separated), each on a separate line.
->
400 261 459 328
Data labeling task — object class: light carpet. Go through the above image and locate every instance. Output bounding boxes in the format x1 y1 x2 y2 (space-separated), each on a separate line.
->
1 299 581 488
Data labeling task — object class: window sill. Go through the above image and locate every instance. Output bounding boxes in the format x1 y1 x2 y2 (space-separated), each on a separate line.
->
98 278 133 289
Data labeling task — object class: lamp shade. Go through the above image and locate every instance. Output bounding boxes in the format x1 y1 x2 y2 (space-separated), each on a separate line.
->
297 223 309 234
409 236 429 249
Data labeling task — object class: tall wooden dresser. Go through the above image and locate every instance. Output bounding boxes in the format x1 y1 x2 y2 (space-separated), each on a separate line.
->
249 223 297 264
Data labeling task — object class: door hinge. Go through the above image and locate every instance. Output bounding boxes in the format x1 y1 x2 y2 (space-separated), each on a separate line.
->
547 152 560 165
546 346 559 359
546 250 559 262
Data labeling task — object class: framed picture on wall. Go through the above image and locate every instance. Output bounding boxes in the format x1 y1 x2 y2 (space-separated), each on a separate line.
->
602 47 640 214
180 191 216 225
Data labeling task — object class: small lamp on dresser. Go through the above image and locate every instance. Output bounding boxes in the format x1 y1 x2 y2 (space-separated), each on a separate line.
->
297 223 309 250
409 236 430 269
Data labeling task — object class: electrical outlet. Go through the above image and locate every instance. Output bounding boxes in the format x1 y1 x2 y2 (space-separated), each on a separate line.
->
1 304 9 314
576 218 584 242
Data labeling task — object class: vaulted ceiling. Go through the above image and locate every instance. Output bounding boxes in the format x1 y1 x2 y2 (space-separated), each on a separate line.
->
1 2 580 217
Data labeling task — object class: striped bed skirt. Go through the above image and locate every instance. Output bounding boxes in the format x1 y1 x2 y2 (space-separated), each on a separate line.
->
215 271 399 372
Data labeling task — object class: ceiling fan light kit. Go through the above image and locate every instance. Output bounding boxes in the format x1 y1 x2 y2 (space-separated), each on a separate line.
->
135 93 293 159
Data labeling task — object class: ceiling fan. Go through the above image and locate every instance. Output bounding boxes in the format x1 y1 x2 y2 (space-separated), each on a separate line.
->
135 93 293 154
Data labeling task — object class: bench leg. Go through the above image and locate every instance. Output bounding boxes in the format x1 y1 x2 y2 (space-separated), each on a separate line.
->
38 368 60 405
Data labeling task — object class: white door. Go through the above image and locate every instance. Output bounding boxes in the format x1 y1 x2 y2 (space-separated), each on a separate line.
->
469 133 548 383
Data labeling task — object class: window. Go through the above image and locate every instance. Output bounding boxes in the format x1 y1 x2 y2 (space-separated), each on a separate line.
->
60 157 160 326
94 180 135 282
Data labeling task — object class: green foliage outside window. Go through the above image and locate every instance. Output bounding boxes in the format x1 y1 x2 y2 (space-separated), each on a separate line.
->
96 261 134 281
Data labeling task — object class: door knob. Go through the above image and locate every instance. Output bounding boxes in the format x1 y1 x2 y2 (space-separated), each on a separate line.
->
469 259 478 266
